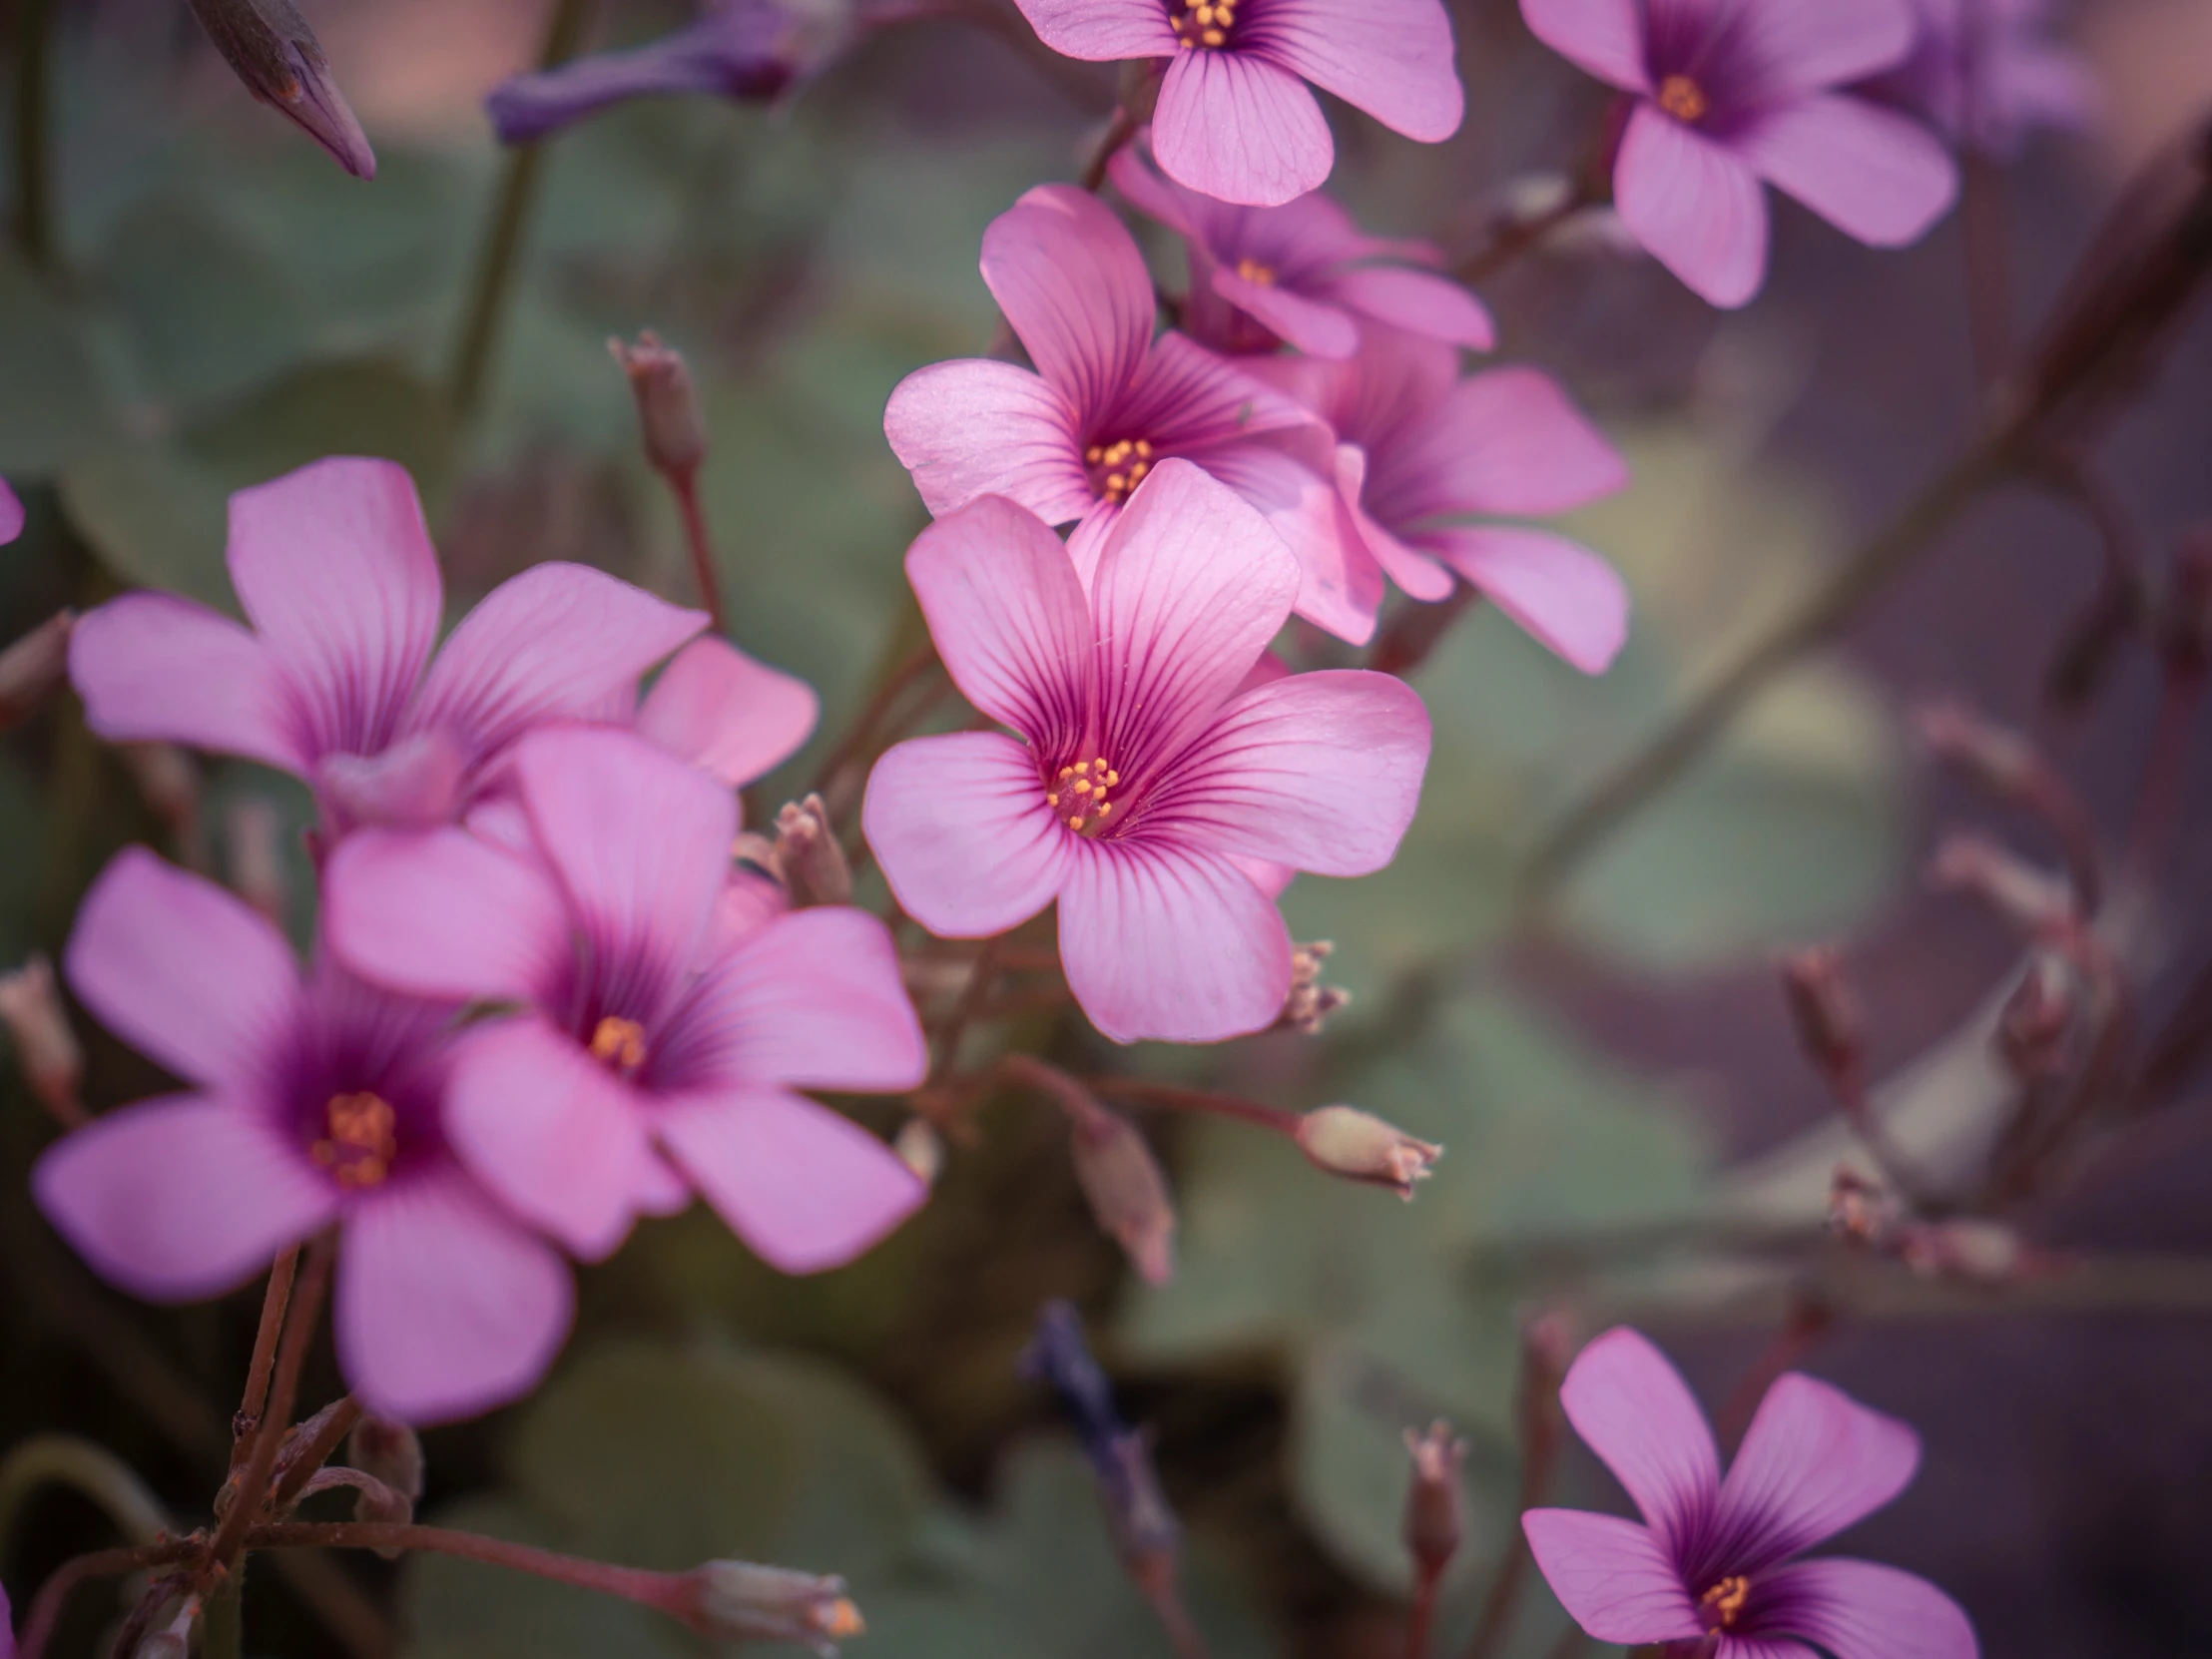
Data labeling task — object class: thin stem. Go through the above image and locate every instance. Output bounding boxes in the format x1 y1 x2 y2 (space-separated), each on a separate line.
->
209 1235 333 1570
1084 1075 1303 1137
809 636 942 795
245 1522 687 1612
1080 105 1138 193
1405 1566 1443 1659
1714 1298 1832 1452
1129 1558 1211 1659
1961 150 2016 395
17 1541 204 1659
236 1249 300 1459
2124 663 2204 887
270 1395 364 1513
10 0 55 270
1454 179 1598 286
669 467 729 635
1462 1332 1564 1659
449 0 598 418
930 936 1004 1082
1371 588 1478 679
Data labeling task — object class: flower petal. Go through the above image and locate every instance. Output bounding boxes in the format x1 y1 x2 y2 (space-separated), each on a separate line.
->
1245 0 1464 142
1751 1558 1978 1659
1717 1371 1922 1565
863 732 1074 937
1393 366 1630 520
1730 0 1916 97
316 729 468 830
336 1165 575 1424
1058 839 1292 1043
1737 94 1957 248
65 847 303 1094
1517 0 1651 92
1153 50 1333 209
904 494 1093 744
0 479 23 543
1313 265 1495 349
1199 441 1382 646
636 636 820 789
884 358 1093 524
1211 264 1362 357
1147 668 1429 875
984 185 1158 419
34 1095 336 1300
1615 103 1771 307
323 827 573 1006
1009 0 1178 60
1336 444 1455 602
1559 1326 1723 1546
1522 1509 1703 1645
69 594 305 773
1419 526 1630 673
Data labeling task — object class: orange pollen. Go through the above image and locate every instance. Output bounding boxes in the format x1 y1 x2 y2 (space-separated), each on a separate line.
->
1168 0 1234 48
311 1091 398 1189
1088 437 1154 504
1046 757 1123 835
1698 1575 1751 1634
1658 73 1709 123
1234 257 1276 286
815 1600 866 1639
590 1015 649 1072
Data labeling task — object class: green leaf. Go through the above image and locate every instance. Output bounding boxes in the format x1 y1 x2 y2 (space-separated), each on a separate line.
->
0 257 116 473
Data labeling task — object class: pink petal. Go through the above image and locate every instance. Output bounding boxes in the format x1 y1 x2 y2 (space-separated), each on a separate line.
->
33 1095 336 1300
65 847 303 1095
1009 0 1177 60
1717 1642 1816 1659
1065 498 1122 593
69 594 305 773
1731 0 1917 96
904 494 1093 743
1615 103 1771 307
884 359 1092 525
1211 264 1361 358
668 906 927 1092
405 563 707 764
1105 141 1206 240
1737 94 1957 248
336 1165 575 1425
317 729 467 830
1153 50 1333 209
0 480 22 543
655 1085 925 1273
516 727 735 1019
1396 366 1629 519
1088 459 1303 773
636 637 819 789
1420 526 1630 673
1116 332 1325 452
323 827 573 1005
983 185 1158 418
1200 441 1382 646
1147 668 1429 875
443 1016 668 1261
862 732 1074 937
1558 1327 1723 1546
1313 266 1495 349
1057 839 1292 1043
1753 1558 1978 1659
1517 0 1651 92
1521 1509 1702 1645
1335 444 1455 603
1245 0 1465 142
1717 1372 1922 1563
699 866 792 964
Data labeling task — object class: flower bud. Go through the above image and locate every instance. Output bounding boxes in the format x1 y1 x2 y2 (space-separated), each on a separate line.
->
1899 1218 2029 1285
771 795 852 907
347 1413 425 1508
1294 1106 1440 1200
0 953 82 1126
1929 831 2073 933
186 0 375 179
0 611 73 729
892 1116 943 1185
1777 946 1860 1088
1827 1165 1902 1248
609 331 709 480
1996 953 2074 1079
1278 939 1351 1034
1401 1420 1466 1580
1062 1090 1176 1286
687 1561 863 1655
226 798 288 928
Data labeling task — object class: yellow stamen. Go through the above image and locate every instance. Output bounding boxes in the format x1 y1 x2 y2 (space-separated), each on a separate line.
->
1235 256 1276 286
1697 1576 1751 1634
312 1091 398 1189
1657 73 1709 123
818 1600 865 1640
590 1015 649 1071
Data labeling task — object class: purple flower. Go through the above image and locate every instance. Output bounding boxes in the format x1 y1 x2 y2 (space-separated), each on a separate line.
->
1524 1327 1979 1659
1520 0 1959 306
323 725 929 1273
1012 0 1461 205
1864 0 2096 159
884 184 1385 643
33 848 572 1424
1256 328 1630 672
67 457 708 834
1107 140 1493 359
0 480 20 545
610 633 821 793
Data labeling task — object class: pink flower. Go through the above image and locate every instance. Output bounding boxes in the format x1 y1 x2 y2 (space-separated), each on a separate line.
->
0 480 20 545
1523 1327 1979 1659
1520 0 1958 306
32 848 572 1424
323 725 928 1272
861 462 1429 1044
1012 0 1461 205
68 456 707 833
1257 329 1631 672
1863 0 2096 159
610 633 820 792
885 184 1380 643
1107 141 1493 359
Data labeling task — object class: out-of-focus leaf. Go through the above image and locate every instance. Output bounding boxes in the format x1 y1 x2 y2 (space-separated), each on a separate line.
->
0 258 116 472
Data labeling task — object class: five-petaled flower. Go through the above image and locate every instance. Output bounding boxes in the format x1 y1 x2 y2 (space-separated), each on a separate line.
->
1863 0 2096 160
1520 0 1958 307
323 725 929 1272
862 461 1429 1045
34 848 574 1425
1523 1326 1979 1659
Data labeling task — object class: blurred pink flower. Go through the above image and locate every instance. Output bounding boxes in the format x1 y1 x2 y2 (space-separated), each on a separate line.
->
611 634 820 792
33 848 572 1425
1520 0 1957 306
885 184 1382 643
1256 329 1630 671
1108 141 1493 359
1864 0 2097 159
1523 1327 1979 1659
862 462 1429 1044
68 456 707 834
0 480 20 545
323 726 927 1272
1012 0 1461 205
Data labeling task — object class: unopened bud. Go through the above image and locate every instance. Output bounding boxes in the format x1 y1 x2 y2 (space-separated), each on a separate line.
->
1401 1420 1465 1579
1778 946 1861 1087
1278 939 1351 1034
1899 1218 2028 1284
892 1117 943 1185
1295 1106 1440 1200
1996 954 2075 1079
135 1597 199 1659
1063 1089 1176 1286
771 795 852 907
186 0 375 179
2161 527 2212 678
610 331 708 480
347 1413 424 1507
1916 701 2042 799
1827 1165 1902 1248
1929 832 2073 933
0 611 73 728
226 798 288 927
688 1561 863 1655
0 954 82 1126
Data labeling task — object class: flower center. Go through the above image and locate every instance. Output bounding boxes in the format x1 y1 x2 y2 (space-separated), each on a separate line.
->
1234 257 1276 286
1084 438 1154 505
1045 757 1123 836
1168 0 1236 48
312 1091 398 1188
1697 1575 1751 1634
590 1015 649 1073
1658 73 1709 123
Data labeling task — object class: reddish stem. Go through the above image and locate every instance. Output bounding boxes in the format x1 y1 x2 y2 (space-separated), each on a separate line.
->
17 1541 203 1659
234 1249 299 1461
2125 664 2204 886
245 1522 688 1615
1715 1300 1833 1452
1082 1075 1304 1137
669 467 729 636
210 1235 331 1568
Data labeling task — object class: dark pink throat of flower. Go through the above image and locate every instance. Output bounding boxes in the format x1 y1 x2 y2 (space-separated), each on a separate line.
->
1168 0 1237 50
1045 756 1125 837
1697 1574 1750 1636
1657 73 1710 123
311 1090 399 1188
1085 438 1155 505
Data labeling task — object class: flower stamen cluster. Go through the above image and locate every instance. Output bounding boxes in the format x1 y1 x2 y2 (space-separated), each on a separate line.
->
1168 0 1236 51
